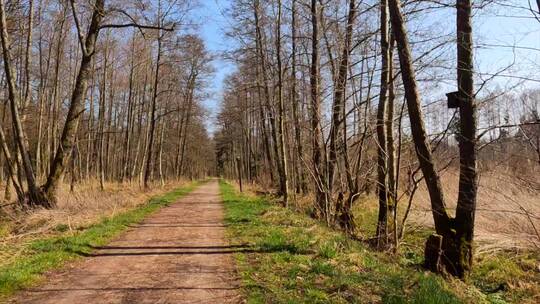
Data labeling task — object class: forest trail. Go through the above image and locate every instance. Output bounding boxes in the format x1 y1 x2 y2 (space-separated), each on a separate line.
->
11 181 241 304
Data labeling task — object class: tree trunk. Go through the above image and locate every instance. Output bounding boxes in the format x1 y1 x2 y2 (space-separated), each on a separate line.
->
157 116 166 187
310 0 328 223
97 42 108 190
22 0 34 109
144 28 162 189
387 39 398 250
388 0 478 278
275 0 289 206
179 73 196 177
122 34 136 181
35 4 53 179
388 0 451 235
48 7 68 172
255 62 274 184
44 0 106 203
290 0 307 194
329 0 356 227
452 0 478 278
254 0 281 187
376 0 390 248
0 0 48 207
175 99 185 177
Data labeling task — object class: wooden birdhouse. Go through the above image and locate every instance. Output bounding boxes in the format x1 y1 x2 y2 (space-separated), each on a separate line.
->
446 91 461 109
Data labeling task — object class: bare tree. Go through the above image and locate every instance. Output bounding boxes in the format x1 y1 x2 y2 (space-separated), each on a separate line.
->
0 0 47 207
375 0 390 248
388 0 479 277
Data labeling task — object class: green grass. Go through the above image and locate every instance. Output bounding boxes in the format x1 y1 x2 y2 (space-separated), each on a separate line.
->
471 251 540 303
0 181 201 299
220 181 468 304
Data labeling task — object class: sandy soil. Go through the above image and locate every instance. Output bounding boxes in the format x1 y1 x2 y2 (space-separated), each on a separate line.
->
10 181 242 304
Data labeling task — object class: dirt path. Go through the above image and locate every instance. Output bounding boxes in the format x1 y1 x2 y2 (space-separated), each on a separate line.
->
11 181 242 304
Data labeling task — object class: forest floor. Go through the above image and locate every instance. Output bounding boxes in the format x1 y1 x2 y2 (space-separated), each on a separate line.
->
4 181 242 303
221 181 539 304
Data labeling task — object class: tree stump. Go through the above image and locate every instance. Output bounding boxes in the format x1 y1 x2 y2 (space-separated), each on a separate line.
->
424 234 443 273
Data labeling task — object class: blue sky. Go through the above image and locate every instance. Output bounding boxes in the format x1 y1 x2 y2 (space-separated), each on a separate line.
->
475 5 540 87
193 0 236 134
192 0 540 134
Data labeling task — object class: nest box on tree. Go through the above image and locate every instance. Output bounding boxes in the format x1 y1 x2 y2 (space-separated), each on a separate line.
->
446 91 461 109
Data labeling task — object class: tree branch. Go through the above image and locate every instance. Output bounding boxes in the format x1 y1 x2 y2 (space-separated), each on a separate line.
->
70 0 87 55
99 23 175 31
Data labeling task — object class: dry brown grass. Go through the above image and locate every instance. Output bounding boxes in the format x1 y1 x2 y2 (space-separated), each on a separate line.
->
411 168 540 252
0 179 187 268
224 172 540 252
